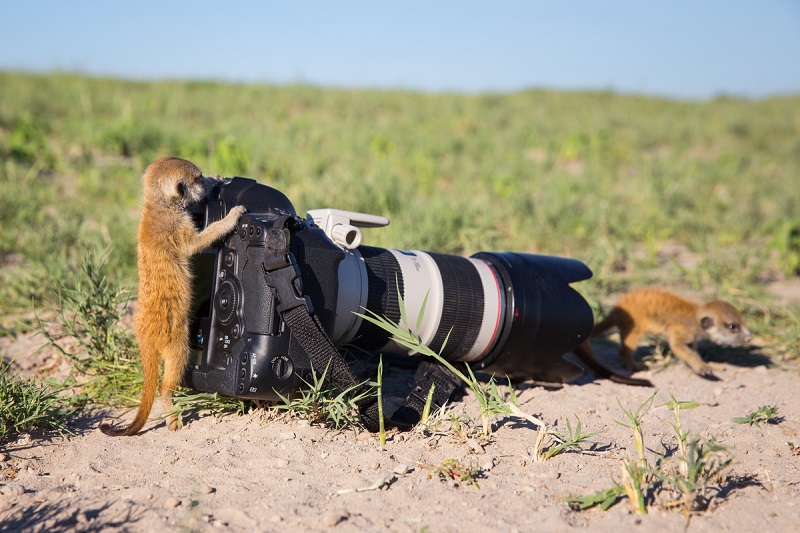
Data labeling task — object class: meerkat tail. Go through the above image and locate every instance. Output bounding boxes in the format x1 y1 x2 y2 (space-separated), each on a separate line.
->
590 311 620 338
608 373 654 387
572 341 654 387
99 345 160 436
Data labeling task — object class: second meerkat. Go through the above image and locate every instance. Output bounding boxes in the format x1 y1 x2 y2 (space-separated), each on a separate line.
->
100 157 246 436
574 287 752 380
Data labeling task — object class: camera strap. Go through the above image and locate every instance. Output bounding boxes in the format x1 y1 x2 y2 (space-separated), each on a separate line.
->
262 220 460 433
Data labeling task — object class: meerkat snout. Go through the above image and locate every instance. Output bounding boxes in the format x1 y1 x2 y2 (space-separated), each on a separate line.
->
701 301 752 347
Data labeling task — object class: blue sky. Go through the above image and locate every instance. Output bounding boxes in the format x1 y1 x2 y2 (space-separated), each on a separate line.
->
2 1 799 100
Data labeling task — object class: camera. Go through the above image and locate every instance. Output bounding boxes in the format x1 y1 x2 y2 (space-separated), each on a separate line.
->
186 177 595 401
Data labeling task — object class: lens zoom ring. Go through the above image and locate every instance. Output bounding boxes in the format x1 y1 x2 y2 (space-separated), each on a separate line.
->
354 247 403 351
428 253 484 360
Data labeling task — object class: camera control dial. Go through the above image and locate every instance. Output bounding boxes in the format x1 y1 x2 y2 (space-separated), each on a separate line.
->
214 279 241 324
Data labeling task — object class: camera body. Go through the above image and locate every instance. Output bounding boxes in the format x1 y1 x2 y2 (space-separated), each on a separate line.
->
186 177 595 400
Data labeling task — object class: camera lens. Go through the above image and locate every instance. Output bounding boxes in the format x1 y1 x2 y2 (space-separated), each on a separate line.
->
332 246 592 383
470 252 593 382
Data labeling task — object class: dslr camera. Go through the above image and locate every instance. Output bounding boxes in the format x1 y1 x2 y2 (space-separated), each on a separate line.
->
186 177 594 400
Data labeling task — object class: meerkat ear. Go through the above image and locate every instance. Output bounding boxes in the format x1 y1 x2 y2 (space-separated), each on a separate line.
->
176 182 187 198
700 316 714 330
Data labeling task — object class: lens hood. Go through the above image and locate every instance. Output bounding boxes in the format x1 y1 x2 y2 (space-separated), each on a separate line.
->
471 252 593 383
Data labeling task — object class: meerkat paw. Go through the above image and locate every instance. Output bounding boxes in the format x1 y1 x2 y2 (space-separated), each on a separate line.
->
167 413 184 431
694 363 720 381
229 205 247 219
220 205 247 232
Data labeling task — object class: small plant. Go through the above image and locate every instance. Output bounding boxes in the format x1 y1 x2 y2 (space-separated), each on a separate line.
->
568 391 735 517
566 485 626 511
419 382 436 425
619 458 650 514
274 362 371 429
0 364 74 443
654 436 734 515
36 248 140 408
167 390 254 427
657 395 734 515
376 355 386 446
614 390 658 464
537 416 601 461
665 392 701 477
428 458 482 489
732 404 781 427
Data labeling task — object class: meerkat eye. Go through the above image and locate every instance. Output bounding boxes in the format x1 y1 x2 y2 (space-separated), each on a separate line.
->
727 323 740 332
176 182 186 197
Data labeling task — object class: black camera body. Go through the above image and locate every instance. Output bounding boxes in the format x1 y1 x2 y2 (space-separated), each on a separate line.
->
186 177 595 401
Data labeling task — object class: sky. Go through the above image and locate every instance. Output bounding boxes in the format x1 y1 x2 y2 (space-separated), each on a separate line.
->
1 1 799 100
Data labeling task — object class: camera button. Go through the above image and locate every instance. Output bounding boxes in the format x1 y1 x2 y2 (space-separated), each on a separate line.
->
270 356 293 379
216 333 227 348
225 252 235 267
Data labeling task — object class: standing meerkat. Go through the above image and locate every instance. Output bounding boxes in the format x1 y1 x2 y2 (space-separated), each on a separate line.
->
100 157 246 436
573 287 751 381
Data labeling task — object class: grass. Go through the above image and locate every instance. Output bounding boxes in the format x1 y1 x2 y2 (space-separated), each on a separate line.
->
567 391 736 517
536 416 601 461
428 458 482 489
732 404 781 427
36 248 141 409
358 286 547 437
167 390 255 427
376 355 386 446
273 361 371 429
361 283 606 463
1 73 799 305
1 72 798 338
0 363 74 444
0 70 798 443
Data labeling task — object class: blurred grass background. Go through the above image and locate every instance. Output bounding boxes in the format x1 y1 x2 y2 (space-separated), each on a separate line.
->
1 71 798 354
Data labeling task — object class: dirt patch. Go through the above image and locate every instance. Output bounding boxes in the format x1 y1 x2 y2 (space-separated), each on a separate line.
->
768 278 800 305
1 340 799 532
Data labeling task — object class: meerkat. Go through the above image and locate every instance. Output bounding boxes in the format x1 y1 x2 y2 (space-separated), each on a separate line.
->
100 157 246 436
573 288 751 383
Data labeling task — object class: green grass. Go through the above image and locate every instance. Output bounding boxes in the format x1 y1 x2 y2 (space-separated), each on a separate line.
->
1 70 799 434
2 71 798 343
36 248 141 409
567 391 735 516
0 363 74 444
358 287 547 437
274 361 371 429
732 404 781 427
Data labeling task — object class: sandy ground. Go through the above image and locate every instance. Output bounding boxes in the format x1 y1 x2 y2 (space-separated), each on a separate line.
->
1 325 799 532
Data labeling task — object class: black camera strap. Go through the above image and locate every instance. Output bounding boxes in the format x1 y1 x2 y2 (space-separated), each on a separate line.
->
261 220 460 433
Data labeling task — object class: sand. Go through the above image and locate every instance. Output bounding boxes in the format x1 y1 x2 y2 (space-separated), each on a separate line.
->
1 325 799 532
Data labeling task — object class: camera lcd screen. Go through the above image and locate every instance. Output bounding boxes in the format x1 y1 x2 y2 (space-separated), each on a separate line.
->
190 252 217 320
